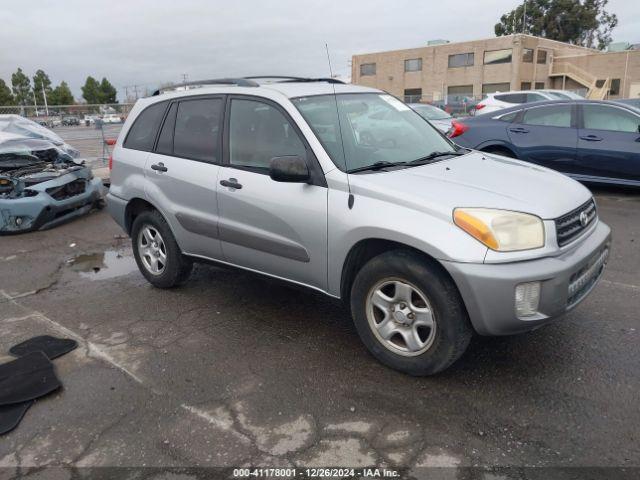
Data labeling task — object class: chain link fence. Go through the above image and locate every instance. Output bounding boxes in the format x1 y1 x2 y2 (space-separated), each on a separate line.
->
0 103 133 169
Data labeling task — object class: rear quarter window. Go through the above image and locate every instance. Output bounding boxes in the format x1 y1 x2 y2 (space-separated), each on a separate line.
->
123 102 167 152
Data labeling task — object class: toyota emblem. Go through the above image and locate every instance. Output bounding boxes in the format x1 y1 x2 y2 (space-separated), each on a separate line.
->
579 211 588 227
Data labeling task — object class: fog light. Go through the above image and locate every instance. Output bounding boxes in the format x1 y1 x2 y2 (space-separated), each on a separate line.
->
15 217 23 226
515 281 541 317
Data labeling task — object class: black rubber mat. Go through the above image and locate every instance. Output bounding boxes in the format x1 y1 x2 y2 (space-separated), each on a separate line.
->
0 351 61 406
0 400 33 436
9 335 78 360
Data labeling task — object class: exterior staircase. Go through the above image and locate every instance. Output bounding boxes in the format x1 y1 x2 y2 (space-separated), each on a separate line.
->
549 60 610 100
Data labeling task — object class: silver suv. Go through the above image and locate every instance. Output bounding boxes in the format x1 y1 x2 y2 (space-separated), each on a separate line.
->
107 77 611 375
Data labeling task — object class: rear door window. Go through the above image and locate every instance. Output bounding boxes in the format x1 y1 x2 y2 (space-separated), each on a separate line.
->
123 102 167 151
173 98 224 163
156 102 177 155
522 105 573 128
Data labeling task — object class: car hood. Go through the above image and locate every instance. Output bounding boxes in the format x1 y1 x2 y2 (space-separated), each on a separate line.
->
348 151 592 220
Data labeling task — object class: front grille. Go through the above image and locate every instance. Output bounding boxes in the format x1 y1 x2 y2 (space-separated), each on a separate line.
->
567 247 608 308
46 179 86 201
555 199 597 247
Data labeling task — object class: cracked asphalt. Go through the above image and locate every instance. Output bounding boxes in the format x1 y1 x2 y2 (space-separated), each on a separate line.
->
0 187 639 475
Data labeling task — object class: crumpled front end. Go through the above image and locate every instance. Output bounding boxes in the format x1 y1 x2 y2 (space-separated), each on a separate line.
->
0 130 105 234
0 168 104 233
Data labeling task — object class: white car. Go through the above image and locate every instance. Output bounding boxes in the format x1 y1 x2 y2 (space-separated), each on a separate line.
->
474 90 581 115
408 104 453 133
101 114 122 124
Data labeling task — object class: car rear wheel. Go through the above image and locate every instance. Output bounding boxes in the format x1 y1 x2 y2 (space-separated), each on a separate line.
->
131 210 193 288
350 249 472 375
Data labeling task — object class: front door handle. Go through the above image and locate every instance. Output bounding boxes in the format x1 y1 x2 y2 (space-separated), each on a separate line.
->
509 127 529 134
580 135 603 142
151 162 168 172
220 178 242 189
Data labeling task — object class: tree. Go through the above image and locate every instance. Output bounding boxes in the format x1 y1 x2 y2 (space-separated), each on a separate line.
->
32 69 52 106
495 0 618 50
99 77 117 104
49 81 74 105
11 68 33 106
82 76 117 104
81 76 102 104
0 79 14 105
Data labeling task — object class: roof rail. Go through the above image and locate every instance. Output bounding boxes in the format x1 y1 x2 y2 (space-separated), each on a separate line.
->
244 76 346 85
152 78 259 96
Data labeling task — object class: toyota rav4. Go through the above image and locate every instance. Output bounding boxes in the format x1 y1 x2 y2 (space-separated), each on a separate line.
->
107 77 611 375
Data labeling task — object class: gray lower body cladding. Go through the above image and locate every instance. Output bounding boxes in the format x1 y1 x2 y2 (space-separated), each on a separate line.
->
0 170 105 233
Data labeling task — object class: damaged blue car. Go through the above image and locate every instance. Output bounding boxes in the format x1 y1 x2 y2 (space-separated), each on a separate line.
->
0 115 104 233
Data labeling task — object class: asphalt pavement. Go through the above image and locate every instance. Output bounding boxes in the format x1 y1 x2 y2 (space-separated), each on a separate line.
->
0 187 638 477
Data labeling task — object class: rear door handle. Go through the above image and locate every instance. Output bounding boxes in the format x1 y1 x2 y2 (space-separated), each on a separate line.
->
580 135 602 142
151 162 168 172
220 178 242 189
509 127 529 134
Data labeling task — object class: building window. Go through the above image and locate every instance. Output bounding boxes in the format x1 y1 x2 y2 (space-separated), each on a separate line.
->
483 83 511 94
404 59 422 72
404 88 422 102
610 79 621 95
521 82 532 90
537 50 548 64
484 49 512 65
360 63 376 76
447 85 474 102
448 53 474 68
522 48 534 63
535 82 545 89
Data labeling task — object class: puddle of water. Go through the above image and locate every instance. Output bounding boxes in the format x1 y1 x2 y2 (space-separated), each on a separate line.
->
69 250 139 280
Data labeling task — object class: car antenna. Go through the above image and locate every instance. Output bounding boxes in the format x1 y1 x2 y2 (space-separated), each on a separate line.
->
325 43 354 209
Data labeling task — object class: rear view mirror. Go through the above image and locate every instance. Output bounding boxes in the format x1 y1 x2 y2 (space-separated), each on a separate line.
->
269 156 310 183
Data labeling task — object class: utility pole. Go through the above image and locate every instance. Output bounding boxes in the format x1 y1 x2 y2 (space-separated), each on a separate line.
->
42 84 49 116
181 73 188 84
523 0 527 34
33 89 38 117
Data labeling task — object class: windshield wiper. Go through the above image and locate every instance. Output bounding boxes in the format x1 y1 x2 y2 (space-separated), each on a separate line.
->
347 161 406 173
405 150 467 166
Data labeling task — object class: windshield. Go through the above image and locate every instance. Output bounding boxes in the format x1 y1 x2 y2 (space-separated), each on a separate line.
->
546 92 571 100
292 93 456 172
411 105 452 121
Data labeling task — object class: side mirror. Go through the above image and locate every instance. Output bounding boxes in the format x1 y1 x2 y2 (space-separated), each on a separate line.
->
269 156 310 183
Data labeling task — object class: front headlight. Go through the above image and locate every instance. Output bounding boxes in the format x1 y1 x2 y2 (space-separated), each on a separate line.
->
453 208 544 251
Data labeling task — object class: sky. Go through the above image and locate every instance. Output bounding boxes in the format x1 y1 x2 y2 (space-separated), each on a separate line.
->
0 0 638 102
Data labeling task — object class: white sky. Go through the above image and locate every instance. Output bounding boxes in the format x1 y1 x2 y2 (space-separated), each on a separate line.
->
0 0 637 100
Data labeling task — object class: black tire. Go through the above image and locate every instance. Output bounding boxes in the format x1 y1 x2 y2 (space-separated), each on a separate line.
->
131 210 193 288
350 249 472 376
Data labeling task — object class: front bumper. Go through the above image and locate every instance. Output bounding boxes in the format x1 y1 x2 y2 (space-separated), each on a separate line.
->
0 176 104 233
442 221 611 335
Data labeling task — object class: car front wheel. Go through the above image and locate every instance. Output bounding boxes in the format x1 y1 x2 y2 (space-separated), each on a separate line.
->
350 250 472 375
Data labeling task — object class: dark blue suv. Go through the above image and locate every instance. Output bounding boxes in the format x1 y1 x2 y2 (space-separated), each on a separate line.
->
450 100 640 187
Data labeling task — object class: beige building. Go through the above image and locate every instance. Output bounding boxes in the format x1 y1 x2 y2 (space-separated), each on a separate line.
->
351 34 640 104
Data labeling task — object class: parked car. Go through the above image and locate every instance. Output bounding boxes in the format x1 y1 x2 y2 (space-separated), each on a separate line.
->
475 90 577 115
432 96 478 116
102 113 122 124
61 115 80 126
615 98 640 110
450 99 640 187
408 103 453 133
107 78 610 375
